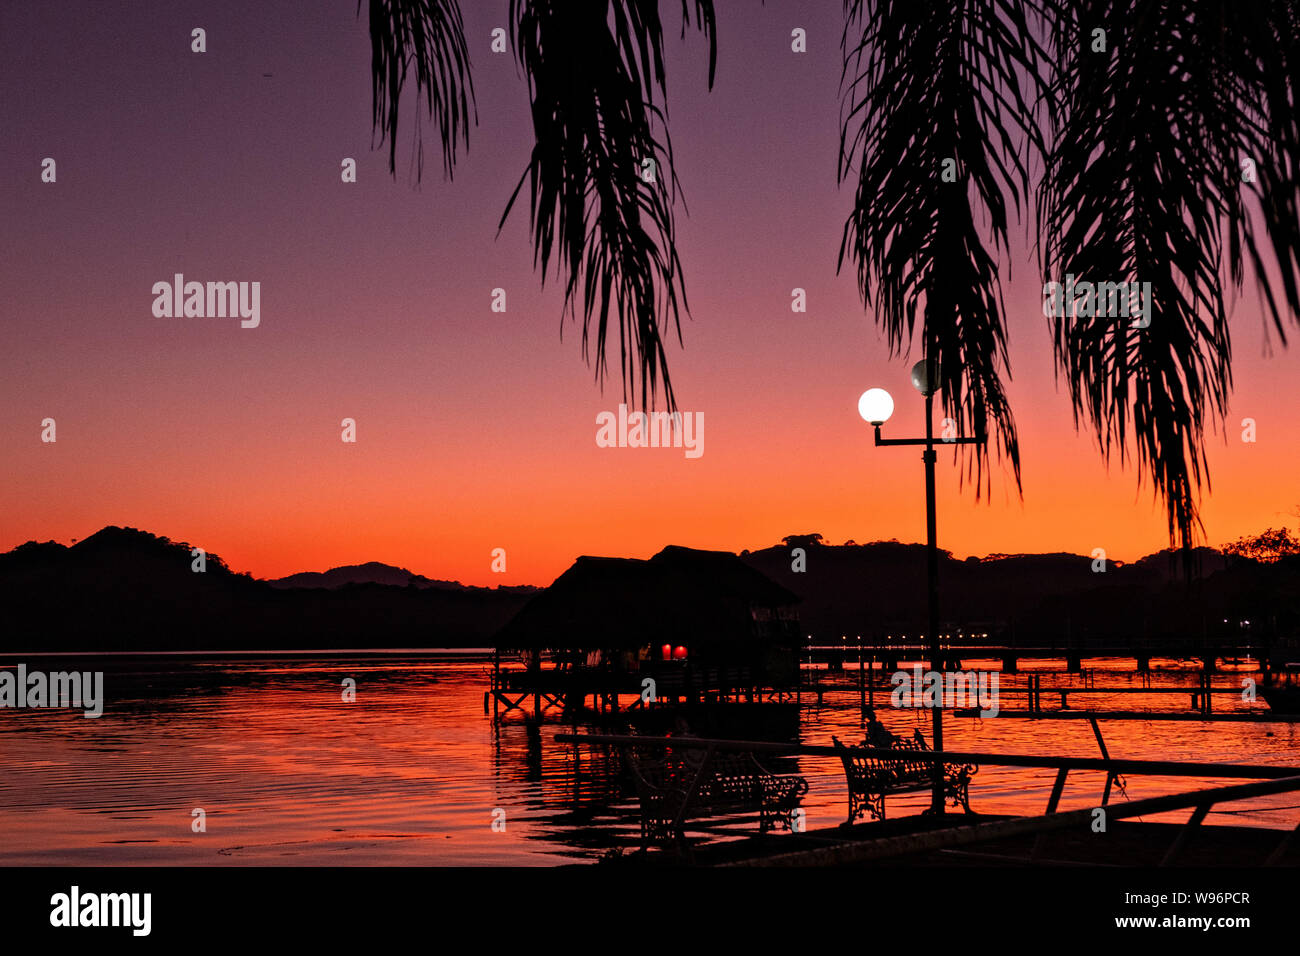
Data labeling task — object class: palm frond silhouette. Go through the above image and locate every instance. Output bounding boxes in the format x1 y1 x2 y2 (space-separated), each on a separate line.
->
839 0 1050 499
364 0 1300 553
1040 0 1300 551
364 0 475 180
364 0 715 412
842 0 1300 551
501 0 716 413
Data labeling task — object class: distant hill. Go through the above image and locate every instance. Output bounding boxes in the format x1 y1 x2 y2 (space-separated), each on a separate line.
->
268 562 468 591
739 538 1296 646
0 527 536 653
4 527 1295 653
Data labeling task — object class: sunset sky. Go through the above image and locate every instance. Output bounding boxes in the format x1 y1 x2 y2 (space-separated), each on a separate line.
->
3 0 1297 587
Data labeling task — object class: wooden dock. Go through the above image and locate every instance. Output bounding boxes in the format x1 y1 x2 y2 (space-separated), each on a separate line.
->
672 816 1300 868
559 732 1300 867
803 640 1278 674
797 670 1300 719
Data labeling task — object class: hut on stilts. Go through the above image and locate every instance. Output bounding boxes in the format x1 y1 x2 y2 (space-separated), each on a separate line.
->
488 546 802 725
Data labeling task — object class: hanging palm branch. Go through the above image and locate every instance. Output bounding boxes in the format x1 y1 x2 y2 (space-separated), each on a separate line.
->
501 0 717 412
1040 0 1300 551
364 0 475 180
365 0 714 411
1227 0 1300 344
357 0 1300 560
844 0 1300 554
839 0 1053 497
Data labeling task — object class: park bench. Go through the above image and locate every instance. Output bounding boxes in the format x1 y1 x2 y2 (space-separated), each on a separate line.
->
832 733 977 824
622 743 809 847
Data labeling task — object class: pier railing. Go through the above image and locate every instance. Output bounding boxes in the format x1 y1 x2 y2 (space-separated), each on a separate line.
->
725 772 1300 867
557 732 1300 864
557 732 1300 783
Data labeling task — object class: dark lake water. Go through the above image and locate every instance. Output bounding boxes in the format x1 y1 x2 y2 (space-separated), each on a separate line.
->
1 654 1297 865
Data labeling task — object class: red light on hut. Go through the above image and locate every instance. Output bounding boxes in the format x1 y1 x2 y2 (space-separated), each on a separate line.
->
661 644 673 660
672 645 688 660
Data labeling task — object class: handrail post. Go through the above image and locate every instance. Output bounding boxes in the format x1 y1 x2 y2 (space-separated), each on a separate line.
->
1045 768 1069 814
1088 717 1117 805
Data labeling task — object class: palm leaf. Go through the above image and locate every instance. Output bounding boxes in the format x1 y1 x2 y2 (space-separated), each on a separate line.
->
501 0 716 412
364 0 476 180
1225 0 1300 345
839 0 1051 496
1038 0 1300 551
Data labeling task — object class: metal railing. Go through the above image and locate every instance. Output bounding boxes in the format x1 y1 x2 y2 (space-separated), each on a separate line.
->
557 731 1300 866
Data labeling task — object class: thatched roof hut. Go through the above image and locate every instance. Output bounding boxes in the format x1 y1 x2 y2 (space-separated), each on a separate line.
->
494 546 801 654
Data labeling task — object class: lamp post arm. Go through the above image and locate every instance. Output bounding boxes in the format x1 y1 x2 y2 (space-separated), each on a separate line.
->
874 428 986 447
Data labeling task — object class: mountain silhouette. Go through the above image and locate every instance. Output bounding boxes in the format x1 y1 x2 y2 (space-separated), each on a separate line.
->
740 539 1289 648
1 527 1294 653
0 526 534 653
269 562 470 591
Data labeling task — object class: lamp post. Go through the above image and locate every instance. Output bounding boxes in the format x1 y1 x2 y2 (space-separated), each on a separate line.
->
858 360 984 814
